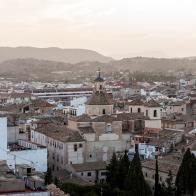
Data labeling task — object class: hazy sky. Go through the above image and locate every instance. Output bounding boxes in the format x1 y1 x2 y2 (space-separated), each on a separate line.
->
0 0 196 58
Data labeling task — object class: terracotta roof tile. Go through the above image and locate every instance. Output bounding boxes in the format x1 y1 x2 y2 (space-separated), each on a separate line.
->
71 161 107 172
31 99 53 108
142 158 180 176
128 99 144 106
144 99 160 107
78 126 95 134
35 124 84 142
91 115 119 122
86 91 113 105
69 114 91 122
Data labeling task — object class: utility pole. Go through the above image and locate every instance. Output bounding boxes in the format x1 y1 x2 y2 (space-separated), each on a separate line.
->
154 146 160 196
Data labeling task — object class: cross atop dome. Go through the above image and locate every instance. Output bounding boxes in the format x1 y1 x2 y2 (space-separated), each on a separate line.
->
94 68 104 82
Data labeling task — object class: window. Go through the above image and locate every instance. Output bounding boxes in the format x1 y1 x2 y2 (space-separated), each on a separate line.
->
146 110 148 116
106 123 112 133
102 109 106 114
154 110 157 117
89 154 92 158
181 108 184 111
130 107 132 113
74 144 77 152
79 143 83 148
19 128 25 134
87 172 91 176
145 172 148 177
138 108 141 113
27 168 32 175
101 172 107 176
81 172 83 176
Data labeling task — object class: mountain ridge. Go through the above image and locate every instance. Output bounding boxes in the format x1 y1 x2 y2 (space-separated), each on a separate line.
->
0 57 196 81
0 46 113 64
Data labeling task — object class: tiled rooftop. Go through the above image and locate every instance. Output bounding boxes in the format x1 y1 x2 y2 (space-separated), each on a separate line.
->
86 91 113 105
35 124 84 143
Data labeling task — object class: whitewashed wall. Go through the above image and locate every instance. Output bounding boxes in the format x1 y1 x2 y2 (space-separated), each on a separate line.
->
71 96 87 116
145 119 161 129
99 133 119 141
67 142 84 164
0 117 7 160
7 148 47 172
31 130 47 147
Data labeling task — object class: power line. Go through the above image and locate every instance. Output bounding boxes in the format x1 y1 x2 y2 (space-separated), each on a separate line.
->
0 146 34 165
0 146 47 172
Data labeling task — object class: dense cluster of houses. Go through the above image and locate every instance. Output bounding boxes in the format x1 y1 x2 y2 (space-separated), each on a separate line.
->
0 71 196 194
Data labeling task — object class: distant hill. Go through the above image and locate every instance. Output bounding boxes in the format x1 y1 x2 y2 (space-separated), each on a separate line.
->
0 56 196 81
107 57 196 72
0 58 107 81
0 47 113 63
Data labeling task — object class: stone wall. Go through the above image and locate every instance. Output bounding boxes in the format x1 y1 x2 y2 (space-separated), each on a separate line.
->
85 105 113 116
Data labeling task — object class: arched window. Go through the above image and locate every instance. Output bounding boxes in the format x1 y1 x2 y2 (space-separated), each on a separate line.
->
138 108 141 113
154 110 157 117
106 123 112 133
146 110 148 116
102 109 106 114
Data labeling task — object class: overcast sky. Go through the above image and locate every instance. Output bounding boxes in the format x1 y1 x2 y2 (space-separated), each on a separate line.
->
0 0 196 59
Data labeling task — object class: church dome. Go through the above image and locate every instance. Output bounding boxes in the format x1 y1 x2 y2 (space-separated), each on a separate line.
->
86 91 113 105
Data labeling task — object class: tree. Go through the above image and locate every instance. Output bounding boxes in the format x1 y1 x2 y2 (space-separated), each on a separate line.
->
165 170 175 196
83 192 97 196
175 148 196 196
124 151 151 196
118 151 130 189
189 153 196 196
106 153 119 188
160 170 175 196
45 167 53 185
154 158 161 196
54 177 61 187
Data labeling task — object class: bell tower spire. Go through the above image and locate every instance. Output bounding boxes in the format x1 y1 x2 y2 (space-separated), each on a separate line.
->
94 68 104 92
98 67 101 78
